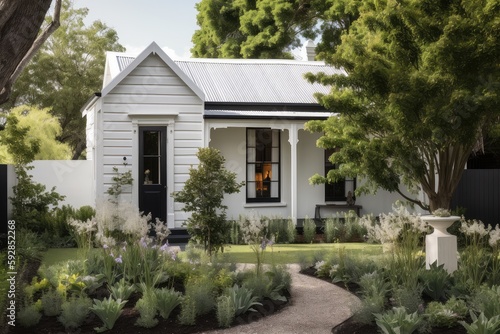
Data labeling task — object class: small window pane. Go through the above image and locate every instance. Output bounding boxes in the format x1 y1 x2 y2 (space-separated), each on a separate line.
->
143 157 159 184
144 131 160 156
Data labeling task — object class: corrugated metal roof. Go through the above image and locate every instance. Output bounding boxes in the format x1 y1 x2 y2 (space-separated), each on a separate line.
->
109 53 343 105
117 56 135 71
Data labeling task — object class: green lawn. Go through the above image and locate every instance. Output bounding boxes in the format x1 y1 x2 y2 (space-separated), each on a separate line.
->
42 243 383 267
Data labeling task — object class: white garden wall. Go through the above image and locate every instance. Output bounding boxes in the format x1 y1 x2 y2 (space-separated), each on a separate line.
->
28 160 94 209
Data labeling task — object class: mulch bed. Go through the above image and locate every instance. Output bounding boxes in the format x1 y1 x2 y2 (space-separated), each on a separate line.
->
8 258 290 334
300 267 467 334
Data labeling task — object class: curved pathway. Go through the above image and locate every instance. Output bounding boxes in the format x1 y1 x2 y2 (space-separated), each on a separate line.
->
206 264 361 334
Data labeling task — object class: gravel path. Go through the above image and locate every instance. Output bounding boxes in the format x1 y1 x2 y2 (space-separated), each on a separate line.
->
206 264 361 334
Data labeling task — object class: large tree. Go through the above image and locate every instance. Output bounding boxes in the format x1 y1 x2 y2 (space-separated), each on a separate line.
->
305 0 500 211
0 0 61 105
4 0 124 159
0 105 71 164
191 0 361 59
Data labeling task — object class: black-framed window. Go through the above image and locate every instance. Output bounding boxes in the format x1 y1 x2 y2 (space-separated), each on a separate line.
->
246 128 280 202
325 148 356 202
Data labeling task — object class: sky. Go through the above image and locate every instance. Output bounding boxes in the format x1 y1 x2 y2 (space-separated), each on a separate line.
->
74 0 200 58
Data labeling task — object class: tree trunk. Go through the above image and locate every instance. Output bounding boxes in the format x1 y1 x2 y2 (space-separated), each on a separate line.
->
0 0 54 104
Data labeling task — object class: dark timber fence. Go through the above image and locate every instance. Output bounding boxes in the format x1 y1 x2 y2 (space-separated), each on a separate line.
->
451 169 500 227
1 164 7 234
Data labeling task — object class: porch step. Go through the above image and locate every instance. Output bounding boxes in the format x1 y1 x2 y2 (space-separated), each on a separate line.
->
167 228 190 250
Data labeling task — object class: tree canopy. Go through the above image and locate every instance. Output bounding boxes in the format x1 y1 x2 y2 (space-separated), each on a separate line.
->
305 0 500 211
3 0 125 159
0 105 71 164
191 0 360 59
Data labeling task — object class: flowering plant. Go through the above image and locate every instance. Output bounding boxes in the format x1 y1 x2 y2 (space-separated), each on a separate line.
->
238 212 272 275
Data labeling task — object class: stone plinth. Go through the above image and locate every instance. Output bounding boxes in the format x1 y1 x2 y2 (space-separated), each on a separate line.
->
422 215 460 273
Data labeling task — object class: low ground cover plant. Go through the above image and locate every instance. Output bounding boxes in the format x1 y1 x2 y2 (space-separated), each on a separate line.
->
308 204 500 333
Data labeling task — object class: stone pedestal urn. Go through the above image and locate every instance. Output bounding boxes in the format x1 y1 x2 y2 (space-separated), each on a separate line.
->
422 215 460 273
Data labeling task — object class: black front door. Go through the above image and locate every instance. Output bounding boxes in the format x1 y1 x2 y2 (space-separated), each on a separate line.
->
139 127 167 224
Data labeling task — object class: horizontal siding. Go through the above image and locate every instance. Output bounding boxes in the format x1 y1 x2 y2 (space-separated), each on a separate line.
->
110 85 194 96
100 53 203 226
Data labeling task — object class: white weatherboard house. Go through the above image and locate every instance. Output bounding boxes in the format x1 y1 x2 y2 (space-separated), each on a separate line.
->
82 42 403 232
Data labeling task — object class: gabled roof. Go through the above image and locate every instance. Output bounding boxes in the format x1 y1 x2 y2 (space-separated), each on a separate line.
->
101 42 205 101
104 46 344 105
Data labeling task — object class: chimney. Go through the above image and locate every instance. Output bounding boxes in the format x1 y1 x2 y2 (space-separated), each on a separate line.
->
304 39 316 61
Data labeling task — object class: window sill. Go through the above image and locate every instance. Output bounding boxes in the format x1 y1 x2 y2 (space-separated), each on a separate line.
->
244 202 287 208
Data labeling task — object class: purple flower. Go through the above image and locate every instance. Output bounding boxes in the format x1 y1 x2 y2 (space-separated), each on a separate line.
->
260 239 267 250
115 255 123 264
160 243 169 252
103 244 109 249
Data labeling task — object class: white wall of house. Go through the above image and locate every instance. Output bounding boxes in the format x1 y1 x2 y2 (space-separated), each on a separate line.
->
95 54 204 229
28 160 94 209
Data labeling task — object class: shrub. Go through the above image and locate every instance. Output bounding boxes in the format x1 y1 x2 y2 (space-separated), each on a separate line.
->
227 284 262 317
229 220 241 244
418 261 451 301
374 307 423 334
353 294 386 325
184 277 216 315
178 295 197 326
75 205 96 221
41 289 64 316
58 296 92 329
90 297 127 332
460 312 500 334
303 217 316 244
286 218 297 243
216 295 235 328
135 291 158 328
425 297 468 328
470 285 500 319
392 285 424 314
323 217 337 243
109 279 136 301
18 304 42 328
11 165 65 233
155 288 182 319
171 147 245 256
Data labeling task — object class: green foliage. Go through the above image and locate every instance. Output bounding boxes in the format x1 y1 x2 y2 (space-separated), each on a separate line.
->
11 165 65 233
18 304 42 328
7 0 125 159
0 106 71 163
135 291 159 328
426 297 468 328
470 285 500 319
354 271 389 325
286 218 297 243
0 112 39 164
391 285 424 314
192 0 358 59
16 228 46 262
324 217 338 243
216 295 235 328
75 205 96 221
109 279 136 301
41 289 64 316
107 166 133 200
305 0 500 211
418 261 451 301
302 217 317 244
178 295 197 326
242 271 287 302
155 288 182 320
172 147 244 255
459 312 500 334
58 296 92 330
226 284 262 317
184 276 216 316
229 220 241 244
90 297 127 333
374 307 423 334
